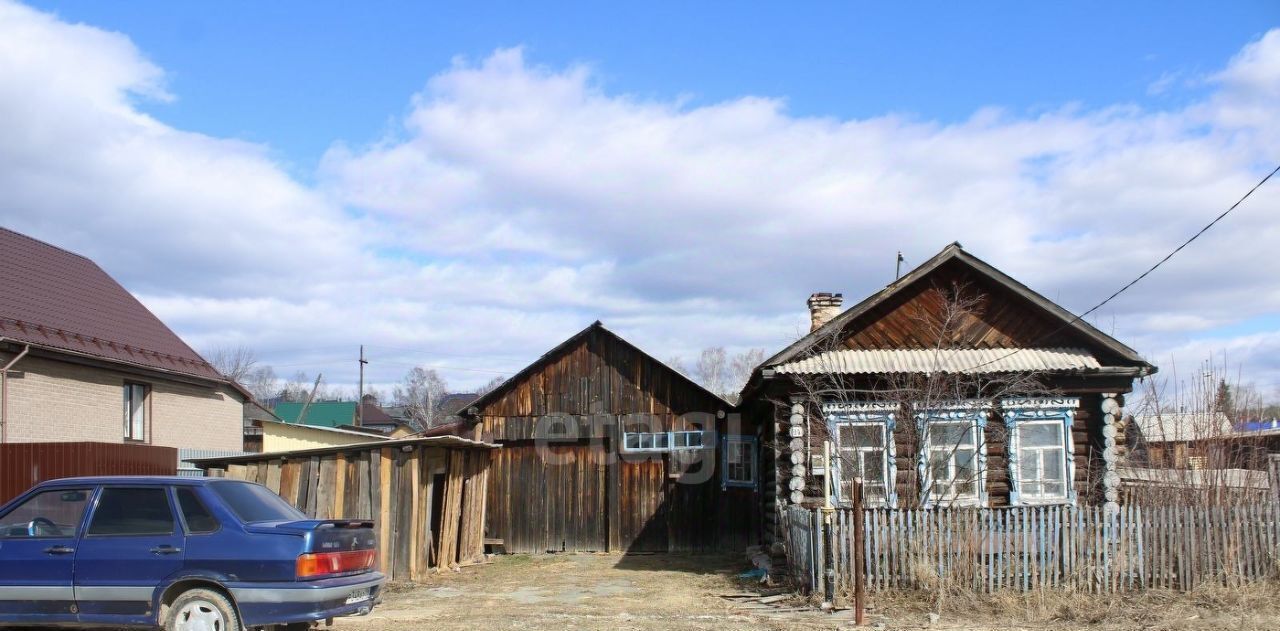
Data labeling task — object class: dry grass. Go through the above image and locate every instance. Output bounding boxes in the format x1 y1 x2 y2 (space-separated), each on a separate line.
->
864 582 1280 630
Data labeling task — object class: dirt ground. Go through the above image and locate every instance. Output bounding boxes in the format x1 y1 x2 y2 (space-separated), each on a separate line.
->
335 553 833 630
334 554 1280 631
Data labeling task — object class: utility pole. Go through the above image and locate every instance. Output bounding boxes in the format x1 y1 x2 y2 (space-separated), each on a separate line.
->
357 345 367 426
296 373 323 425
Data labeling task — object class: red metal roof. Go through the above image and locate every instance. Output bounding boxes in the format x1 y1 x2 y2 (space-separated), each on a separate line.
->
0 227 225 382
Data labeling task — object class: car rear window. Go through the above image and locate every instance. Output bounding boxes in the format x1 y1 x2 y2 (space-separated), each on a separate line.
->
209 481 306 523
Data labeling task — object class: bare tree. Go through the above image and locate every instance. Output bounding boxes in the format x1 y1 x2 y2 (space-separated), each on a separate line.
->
361 387 387 405
665 355 690 377
725 348 765 404
394 367 449 430
777 281 1053 510
474 375 506 398
205 344 259 382
243 365 279 402
695 347 728 398
280 371 325 403
1127 355 1275 506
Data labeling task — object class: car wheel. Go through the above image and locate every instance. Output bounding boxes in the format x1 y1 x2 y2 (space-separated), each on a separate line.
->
165 587 240 631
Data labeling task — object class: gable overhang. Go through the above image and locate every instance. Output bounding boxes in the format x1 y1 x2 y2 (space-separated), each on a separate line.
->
741 243 1156 402
1 336 249 400
454 320 733 422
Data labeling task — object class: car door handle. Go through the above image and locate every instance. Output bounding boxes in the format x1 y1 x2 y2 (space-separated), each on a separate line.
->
43 545 74 555
149 545 182 555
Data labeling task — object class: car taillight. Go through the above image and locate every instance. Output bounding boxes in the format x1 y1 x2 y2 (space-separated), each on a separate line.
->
296 550 376 579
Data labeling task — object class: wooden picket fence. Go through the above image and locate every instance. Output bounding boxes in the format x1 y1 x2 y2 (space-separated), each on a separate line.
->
784 503 1280 596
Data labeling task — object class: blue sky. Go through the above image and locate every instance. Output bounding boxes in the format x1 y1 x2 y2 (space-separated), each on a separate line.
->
2 1 1279 402
31 1 1279 170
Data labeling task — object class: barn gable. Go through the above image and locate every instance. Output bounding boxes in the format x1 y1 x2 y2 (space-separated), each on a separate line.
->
462 321 729 423
454 322 756 554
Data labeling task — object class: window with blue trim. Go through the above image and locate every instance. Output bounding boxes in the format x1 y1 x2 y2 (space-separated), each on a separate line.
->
917 407 988 508
923 419 983 505
722 436 756 487
1002 397 1079 505
1014 421 1067 500
836 422 891 506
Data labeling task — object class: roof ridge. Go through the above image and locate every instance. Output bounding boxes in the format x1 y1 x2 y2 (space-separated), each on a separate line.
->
0 226 94 263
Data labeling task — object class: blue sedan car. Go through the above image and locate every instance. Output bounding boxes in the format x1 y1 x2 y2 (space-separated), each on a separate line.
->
0 476 384 630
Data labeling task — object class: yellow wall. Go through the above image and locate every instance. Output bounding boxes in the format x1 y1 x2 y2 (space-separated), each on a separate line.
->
261 422 384 453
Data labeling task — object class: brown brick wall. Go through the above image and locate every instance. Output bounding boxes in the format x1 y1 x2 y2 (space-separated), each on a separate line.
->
1 353 243 452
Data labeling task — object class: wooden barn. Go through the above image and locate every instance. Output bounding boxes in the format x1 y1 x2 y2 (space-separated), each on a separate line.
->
442 322 761 554
190 436 496 581
739 243 1157 543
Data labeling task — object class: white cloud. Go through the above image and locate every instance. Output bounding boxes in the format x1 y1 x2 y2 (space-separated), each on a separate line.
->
1 1 1278 394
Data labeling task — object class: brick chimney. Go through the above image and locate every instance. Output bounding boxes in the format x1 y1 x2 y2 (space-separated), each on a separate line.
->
807 292 843 332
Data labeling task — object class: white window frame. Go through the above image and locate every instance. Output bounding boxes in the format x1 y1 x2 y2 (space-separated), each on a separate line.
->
835 421 893 507
1013 420 1069 502
621 430 708 453
1003 397 1079 506
123 382 148 442
825 402 897 508
917 407 988 508
722 435 757 488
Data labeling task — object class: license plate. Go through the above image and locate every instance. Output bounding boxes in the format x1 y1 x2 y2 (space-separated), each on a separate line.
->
345 588 371 605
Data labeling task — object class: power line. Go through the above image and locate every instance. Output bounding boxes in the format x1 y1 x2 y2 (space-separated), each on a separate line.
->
967 161 1280 372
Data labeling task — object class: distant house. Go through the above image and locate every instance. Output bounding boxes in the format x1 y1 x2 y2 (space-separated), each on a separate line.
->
272 400 407 435
436 392 477 418
242 399 279 452
273 401 360 427
0 227 247 452
257 419 389 453
1131 411 1233 469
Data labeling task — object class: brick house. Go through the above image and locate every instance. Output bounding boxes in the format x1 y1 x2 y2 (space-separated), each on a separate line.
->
0 227 246 452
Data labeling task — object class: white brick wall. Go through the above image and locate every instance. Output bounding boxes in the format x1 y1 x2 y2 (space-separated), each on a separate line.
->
1 353 243 452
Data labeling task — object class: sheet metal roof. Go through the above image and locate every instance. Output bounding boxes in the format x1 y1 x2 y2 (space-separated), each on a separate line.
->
272 401 357 427
0 227 225 382
186 435 498 467
773 347 1102 375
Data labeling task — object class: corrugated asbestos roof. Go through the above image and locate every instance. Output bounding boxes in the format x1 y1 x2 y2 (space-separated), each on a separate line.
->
1131 411 1233 443
773 347 1102 375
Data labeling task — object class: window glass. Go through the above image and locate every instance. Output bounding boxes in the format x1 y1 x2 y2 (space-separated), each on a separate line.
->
210 482 306 523
176 488 219 533
0 489 91 538
123 383 147 440
88 488 173 536
837 423 890 504
622 431 706 452
724 437 755 485
1016 420 1067 500
925 420 981 504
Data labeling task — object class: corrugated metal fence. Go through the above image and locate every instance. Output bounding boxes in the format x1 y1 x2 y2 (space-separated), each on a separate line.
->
786 504 1280 596
0 442 176 504
177 448 249 477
